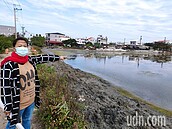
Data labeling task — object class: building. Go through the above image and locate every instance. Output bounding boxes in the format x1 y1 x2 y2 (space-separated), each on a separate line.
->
0 25 15 36
154 40 170 44
76 38 87 45
130 40 143 45
59 35 70 42
46 32 64 42
97 35 108 44
76 37 96 44
87 37 96 44
45 32 70 46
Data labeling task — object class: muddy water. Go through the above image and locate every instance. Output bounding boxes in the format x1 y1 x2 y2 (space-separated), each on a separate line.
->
65 53 172 110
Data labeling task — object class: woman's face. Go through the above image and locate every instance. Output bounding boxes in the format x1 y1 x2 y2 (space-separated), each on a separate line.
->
14 40 29 56
15 40 28 48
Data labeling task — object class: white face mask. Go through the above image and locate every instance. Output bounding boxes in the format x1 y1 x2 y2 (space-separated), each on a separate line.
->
15 47 29 56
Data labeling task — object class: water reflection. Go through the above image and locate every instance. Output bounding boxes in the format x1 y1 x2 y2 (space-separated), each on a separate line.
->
66 55 77 60
83 52 172 68
65 52 172 110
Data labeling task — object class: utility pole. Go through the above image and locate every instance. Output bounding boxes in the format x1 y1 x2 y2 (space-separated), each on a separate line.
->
22 26 25 37
124 38 126 45
164 37 166 43
13 4 22 38
140 36 142 45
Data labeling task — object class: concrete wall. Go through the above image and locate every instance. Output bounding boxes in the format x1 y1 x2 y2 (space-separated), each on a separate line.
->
0 25 15 36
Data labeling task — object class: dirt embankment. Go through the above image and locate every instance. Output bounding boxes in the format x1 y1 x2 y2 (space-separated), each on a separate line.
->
51 61 172 129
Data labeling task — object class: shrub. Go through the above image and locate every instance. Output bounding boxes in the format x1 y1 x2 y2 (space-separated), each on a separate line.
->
30 36 45 47
30 45 42 55
0 35 13 53
37 64 86 129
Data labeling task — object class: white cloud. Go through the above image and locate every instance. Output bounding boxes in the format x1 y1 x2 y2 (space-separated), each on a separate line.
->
1 0 172 42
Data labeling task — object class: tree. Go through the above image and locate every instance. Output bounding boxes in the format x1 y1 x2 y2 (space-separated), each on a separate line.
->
94 42 101 48
144 43 154 47
30 35 45 47
144 42 171 51
153 42 171 51
85 42 93 47
62 38 77 47
0 35 13 53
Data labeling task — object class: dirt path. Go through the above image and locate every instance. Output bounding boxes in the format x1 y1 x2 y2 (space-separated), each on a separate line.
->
0 109 6 128
0 108 41 129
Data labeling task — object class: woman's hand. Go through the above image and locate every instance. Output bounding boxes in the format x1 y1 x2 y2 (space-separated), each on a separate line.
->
4 111 12 120
4 111 11 117
59 56 67 60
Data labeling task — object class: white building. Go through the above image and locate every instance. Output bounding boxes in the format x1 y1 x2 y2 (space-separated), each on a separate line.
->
97 35 108 44
0 25 15 36
75 37 96 45
87 37 96 44
130 40 142 45
76 38 86 45
60 36 70 42
45 32 70 42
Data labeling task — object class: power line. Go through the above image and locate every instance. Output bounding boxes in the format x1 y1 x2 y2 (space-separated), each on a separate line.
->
1 0 24 37
13 0 25 31
11 0 15 5
18 4 24 26
14 4 23 27
14 4 22 38
16 0 27 37
15 1 25 36
16 0 21 6
2 0 13 14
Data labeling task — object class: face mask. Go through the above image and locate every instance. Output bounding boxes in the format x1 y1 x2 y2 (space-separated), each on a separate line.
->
15 47 29 56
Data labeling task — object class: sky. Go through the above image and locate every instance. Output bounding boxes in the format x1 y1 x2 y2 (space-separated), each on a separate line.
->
0 0 172 43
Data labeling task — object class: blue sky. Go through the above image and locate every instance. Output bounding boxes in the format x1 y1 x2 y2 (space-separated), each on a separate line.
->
1 0 172 43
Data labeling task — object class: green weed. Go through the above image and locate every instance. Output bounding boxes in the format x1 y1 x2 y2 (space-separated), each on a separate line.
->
37 64 86 129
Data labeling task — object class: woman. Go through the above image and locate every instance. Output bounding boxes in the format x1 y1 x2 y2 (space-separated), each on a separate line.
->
1 37 64 129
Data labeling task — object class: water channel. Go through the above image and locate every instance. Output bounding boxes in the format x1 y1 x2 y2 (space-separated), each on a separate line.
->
64 51 172 110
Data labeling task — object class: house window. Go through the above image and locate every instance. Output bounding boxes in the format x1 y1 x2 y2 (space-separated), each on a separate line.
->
8 28 11 32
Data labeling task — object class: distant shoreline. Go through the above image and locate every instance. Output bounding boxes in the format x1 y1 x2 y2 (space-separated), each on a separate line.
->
45 47 172 56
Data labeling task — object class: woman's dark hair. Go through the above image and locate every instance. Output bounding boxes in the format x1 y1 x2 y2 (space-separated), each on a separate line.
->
13 37 29 47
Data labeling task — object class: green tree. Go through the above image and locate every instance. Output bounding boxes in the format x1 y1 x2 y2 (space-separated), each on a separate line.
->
144 43 154 47
94 42 101 48
144 42 171 51
85 42 93 47
153 42 171 51
0 35 13 53
62 38 77 47
30 35 45 47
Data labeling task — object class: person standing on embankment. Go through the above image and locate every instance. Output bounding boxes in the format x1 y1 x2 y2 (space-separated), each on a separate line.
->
0 37 65 129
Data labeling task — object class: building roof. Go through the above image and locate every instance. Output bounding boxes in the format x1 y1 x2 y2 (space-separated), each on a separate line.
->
0 25 15 28
48 40 62 43
46 32 65 35
154 40 170 42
